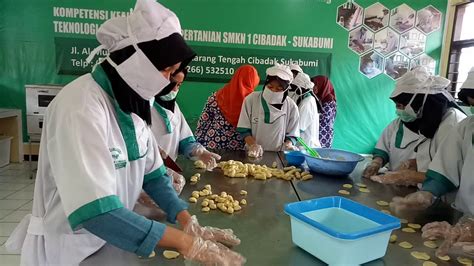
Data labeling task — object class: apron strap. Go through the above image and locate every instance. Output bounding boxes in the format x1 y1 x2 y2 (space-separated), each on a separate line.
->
28 215 46 235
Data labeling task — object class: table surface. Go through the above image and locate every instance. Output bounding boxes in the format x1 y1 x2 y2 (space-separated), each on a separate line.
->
130 151 462 266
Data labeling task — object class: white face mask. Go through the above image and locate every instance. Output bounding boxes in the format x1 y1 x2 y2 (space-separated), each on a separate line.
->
105 18 170 101
159 90 178 101
404 90 429 120
263 86 285 104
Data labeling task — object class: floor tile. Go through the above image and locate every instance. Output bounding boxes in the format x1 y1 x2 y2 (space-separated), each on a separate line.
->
6 191 33 200
0 170 28 177
0 200 30 210
0 254 21 265
21 185 35 192
0 191 15 200
0 184 29 191
0 223 18 237
0 176 34 184
0 210 13 220
0 236 7 245
0 211 29 223
0 243 20 255
18 201 32 211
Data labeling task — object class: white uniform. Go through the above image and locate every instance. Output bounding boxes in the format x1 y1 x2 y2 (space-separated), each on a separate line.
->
150 103 195 160
374 118 418 170
426 116 474 214
237 91 300 151
298 95 321 148
416 108 467 172
6 67 166 265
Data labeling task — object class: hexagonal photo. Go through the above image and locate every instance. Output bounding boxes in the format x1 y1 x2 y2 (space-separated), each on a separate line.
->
390 4 416 33
410 54 437 75
349 26 374 54
360 52 384 79
364 3 390 32
400 29 426 58
337 2 364 31
385 52 410 80
416 6 442 34
374 28 399 55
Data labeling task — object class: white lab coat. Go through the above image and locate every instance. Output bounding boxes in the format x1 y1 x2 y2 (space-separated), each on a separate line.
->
297 95 321 148
237 91 300 151
416 108 467 172
5 69 165 265
374 118 419 170
426 116 474 215
150 102 195 160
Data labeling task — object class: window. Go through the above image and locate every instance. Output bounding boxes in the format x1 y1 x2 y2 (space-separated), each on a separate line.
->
447 2 474 98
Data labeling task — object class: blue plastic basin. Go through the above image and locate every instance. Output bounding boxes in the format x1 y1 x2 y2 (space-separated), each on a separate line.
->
283 151 305 166
303 148 364 176
285 196 400 265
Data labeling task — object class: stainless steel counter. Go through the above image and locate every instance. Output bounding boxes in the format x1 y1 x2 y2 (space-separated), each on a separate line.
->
131 151 461 266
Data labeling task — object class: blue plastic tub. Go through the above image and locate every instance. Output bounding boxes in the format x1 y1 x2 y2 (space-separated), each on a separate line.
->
303 148 364 176
285 197 400 265
284 151 306 166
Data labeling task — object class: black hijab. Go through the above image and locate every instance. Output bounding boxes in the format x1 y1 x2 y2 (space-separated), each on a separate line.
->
458 88 474 105
154 68 188 112
391 93 450 138
100 33 196 125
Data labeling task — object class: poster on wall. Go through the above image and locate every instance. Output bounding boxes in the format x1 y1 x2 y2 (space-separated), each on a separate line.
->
337 1 443 80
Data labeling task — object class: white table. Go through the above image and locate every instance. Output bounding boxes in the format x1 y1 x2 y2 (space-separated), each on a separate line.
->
0 108 24 163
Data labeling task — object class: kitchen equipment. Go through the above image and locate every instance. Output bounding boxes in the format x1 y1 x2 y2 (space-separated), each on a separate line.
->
303 148 364 176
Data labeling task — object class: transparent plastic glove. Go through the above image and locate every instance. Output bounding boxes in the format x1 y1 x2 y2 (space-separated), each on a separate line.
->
183 215 241 247
246 143 263 158
184 237 246 266
390 191 434 215
283 141 299 151
167 168 185 195
422 217 474 257
363 161 382 178
396 159 417 171
370 170 425 186
137 191 157 207
135 192 166 221
192 146 221 171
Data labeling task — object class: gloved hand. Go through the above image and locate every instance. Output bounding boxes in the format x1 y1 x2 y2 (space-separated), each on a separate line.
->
390 191 434 215
192 146 221 171
370 170 426 186
183 215 241 247
283 141 299 151
246 143 264 158
422 217 474 257
396 159 417 171
137 191 157 207
135 192 167 221
167 168 185 195
363 161 382 178
183 237 246 266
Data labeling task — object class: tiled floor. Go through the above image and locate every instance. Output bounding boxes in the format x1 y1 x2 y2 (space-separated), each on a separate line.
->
0 162 36 265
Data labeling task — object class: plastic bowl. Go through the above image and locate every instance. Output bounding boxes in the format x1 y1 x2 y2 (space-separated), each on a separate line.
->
284 151 306 166
302 148 364 176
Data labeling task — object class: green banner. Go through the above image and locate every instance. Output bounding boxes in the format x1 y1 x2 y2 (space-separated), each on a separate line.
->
186 46 331 83
54 38 331 82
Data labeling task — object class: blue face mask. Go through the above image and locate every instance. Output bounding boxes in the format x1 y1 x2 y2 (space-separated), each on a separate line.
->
396 109 417 122
159 90 178 101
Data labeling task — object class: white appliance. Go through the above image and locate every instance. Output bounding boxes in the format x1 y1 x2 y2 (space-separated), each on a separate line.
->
25 85 62 141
